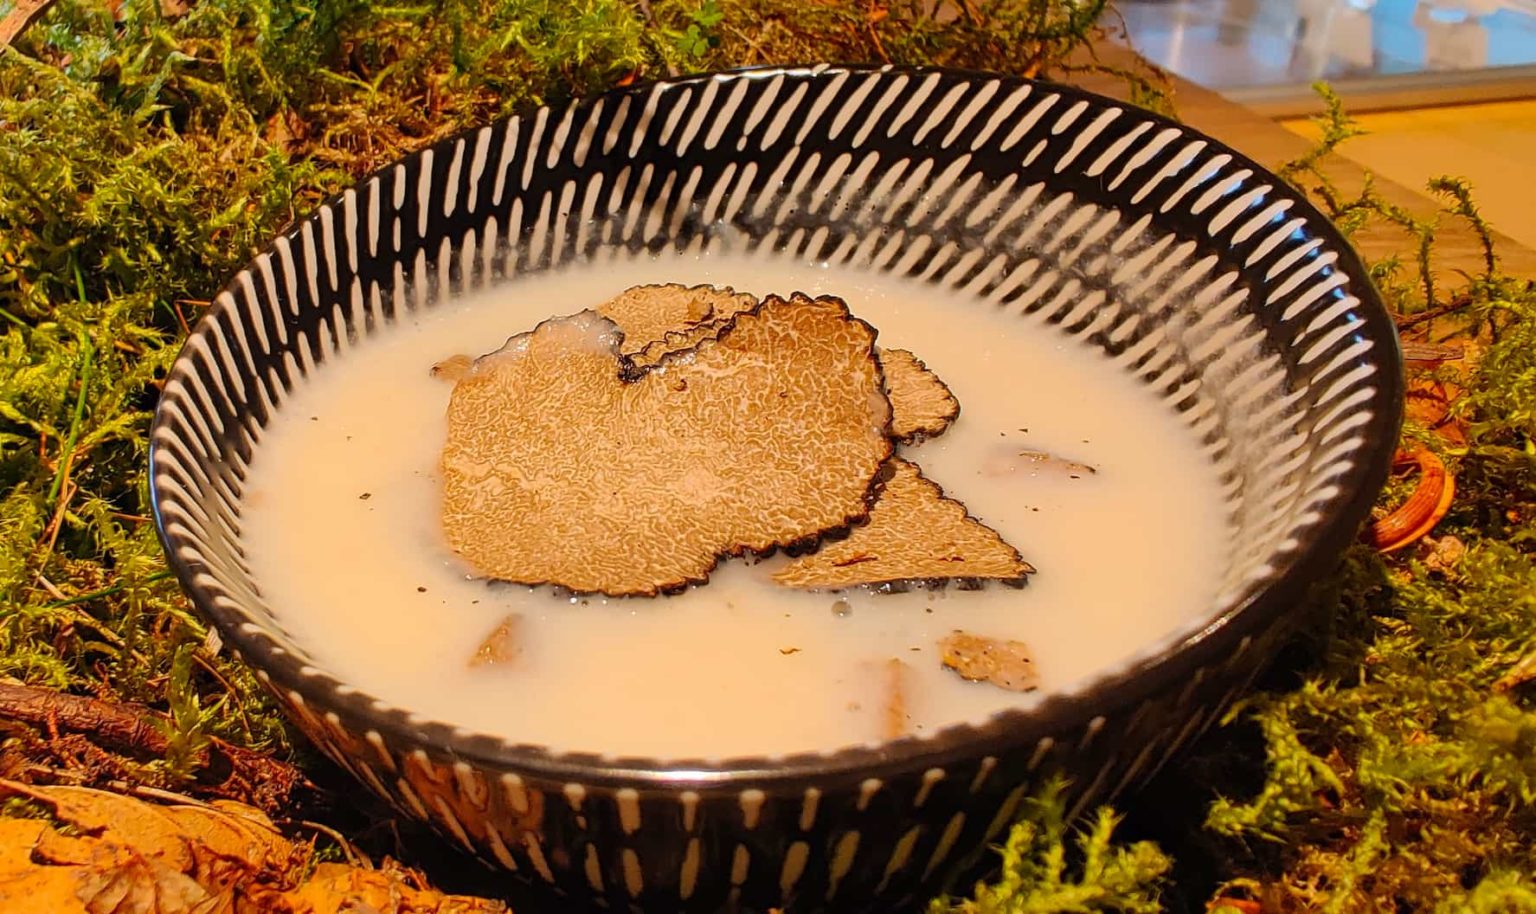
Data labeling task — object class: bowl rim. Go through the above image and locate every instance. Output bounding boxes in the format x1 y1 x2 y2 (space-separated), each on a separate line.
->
149 62 1404 789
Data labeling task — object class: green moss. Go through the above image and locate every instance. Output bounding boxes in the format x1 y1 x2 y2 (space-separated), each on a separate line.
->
935 779 1172 914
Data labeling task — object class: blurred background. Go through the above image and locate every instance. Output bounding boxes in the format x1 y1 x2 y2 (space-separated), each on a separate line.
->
1119 0 1536 247
1122 0 1536 114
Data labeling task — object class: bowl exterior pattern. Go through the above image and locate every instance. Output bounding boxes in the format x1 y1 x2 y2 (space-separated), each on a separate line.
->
150 65 1401 913
271 620 1291 913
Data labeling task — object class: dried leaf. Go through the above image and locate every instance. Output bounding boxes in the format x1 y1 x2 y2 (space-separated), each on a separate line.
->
0 783 506 914
279 861 506 914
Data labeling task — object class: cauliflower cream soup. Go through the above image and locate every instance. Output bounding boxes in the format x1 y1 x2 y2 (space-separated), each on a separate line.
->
239 248 1230 761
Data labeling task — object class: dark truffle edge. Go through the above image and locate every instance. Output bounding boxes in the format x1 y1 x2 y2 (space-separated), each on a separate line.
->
775 458 1036 594
608 281 759 367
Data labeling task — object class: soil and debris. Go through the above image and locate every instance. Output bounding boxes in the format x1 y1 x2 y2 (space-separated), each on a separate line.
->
981 448 1099 479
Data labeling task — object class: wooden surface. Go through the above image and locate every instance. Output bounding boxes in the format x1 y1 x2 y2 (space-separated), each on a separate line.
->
1283 100 1536 252
1063 45 1536 281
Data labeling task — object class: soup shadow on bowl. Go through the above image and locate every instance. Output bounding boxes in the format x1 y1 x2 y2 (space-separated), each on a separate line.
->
149 65 1401 913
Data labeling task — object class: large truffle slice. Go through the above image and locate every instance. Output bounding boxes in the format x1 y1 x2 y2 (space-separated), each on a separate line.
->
597 283 757 368
881 348 960 443
772 459 1033 590
600 285 961 439
440 295 894 596
938 631 1039 692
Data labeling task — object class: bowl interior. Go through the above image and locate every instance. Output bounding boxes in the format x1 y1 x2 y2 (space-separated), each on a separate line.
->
149 65 1401 778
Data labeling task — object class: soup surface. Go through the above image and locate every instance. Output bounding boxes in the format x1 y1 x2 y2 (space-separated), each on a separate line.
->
240 248 1230 760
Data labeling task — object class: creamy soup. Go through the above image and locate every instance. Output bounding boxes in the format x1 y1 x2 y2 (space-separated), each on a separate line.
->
239 248 1230 761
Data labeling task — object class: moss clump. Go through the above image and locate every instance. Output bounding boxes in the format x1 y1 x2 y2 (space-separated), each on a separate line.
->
934 778 1172 914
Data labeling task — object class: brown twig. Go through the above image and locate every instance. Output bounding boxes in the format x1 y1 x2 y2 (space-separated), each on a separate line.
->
33 574 68 602
171 299 194 336
634 0 680 77
1493 651 1536 693
41 568 172 609
190 651 256 742
286 818 371 868
40 478 77 558
1396 295 1473 331
1399 341 1463 363
0 0 55 49
3 769 251 818
0 682 171 758
865 2 891 64
0 681 313 814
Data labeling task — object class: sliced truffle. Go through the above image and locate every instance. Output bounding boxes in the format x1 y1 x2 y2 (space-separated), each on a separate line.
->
468 614 522 668
772 458 1033 590
597 285 960 440
939 631 1039 692
880 348 960 443
981 448 1098 478
597 283 757 365
630 314 740 372
882 657 911 740
440 294 893 596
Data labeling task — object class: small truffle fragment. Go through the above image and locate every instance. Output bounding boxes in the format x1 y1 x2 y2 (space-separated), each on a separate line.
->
431 354 474 382
981 448 1098 478
883 657 910 740
939 631 1039 692
597 283 757 366
469 614 523 668
772 459 1033 590
880 348 960 443
440 294 893 596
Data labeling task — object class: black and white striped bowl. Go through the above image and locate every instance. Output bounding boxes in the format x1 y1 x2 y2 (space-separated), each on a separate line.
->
150 65 1401 913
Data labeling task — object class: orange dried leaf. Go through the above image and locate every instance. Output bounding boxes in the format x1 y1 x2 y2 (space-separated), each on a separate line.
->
0 868 92 914
281 861 507 914
0 783 505 914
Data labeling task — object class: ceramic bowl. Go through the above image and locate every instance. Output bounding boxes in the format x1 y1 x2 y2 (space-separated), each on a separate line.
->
149 65 1402 913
